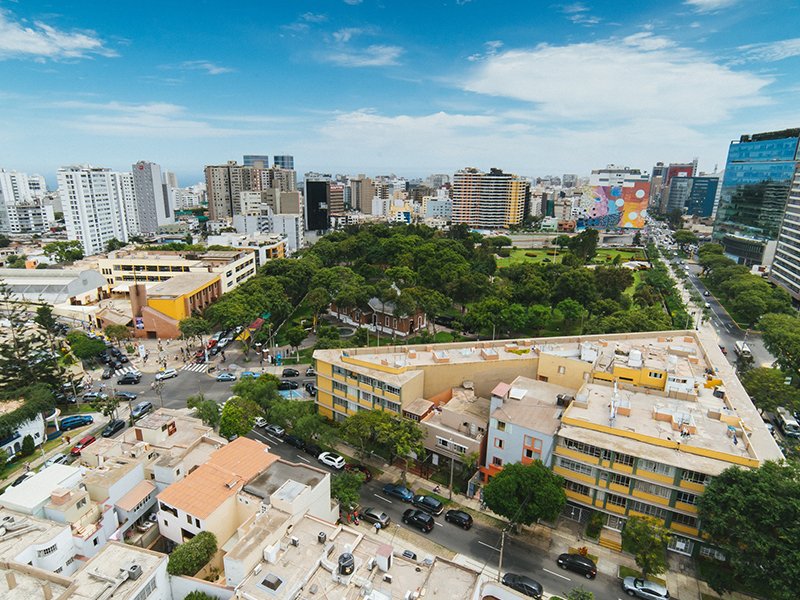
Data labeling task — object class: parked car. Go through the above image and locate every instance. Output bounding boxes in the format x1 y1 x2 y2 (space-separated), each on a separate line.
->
218 337 232 348
240 371 258 379
131 401 154 419
109 359 123 370
402 509 434 533
304 383 316 396
102 419 126 437
101 367 114 379
304 442 323 457
265 424 286 438
282 368 300 378
117 354 129 363
501 574 543 599
117 371 141 385
82 391 108 402
556 553 597 579
70 435 96 456
444 509 473 530
59 415 94 431
44 453 70 468
344 463 372 482
360 507 390 528
621 577 670 599
278 380 299 390
115 391 137 401
254 417 268 428
412 494 444 516
382 483 414 502
305 367 316 377
401 549 417 561
155 368 178 381
285 434 305 449
216 371 236 382
318 452 346 470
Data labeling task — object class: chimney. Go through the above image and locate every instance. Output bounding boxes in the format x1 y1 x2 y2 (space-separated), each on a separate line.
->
5 571 16 590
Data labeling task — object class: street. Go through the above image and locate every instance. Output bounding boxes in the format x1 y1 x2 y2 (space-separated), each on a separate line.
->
247 427 625 600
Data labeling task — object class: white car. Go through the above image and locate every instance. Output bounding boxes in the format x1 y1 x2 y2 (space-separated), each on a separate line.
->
254 417 268 428
317 451 346 470
155 368 178 381
218 337 232 348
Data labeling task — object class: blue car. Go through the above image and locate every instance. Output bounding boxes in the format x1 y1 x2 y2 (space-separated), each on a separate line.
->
216 372 237 382
240 371 258 379
382 483 414 502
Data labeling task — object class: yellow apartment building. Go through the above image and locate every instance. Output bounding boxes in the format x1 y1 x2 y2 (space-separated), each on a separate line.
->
313 331 782 558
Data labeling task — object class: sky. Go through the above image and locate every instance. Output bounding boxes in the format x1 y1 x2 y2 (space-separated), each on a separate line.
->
1 0 800 186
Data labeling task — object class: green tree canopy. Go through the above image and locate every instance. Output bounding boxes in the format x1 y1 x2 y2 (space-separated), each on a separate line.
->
330 471 366 510
698 461 800 600
166 531 218 576
219 396 262 439
740 367 800 413
761 313 800 378
104 324 129 345
483 461 566 527
66 331 107 360
376 416 424 483
340 410 393 458
105 238 126 252
43 240 84 263
179 317 211 342
285 326 307 351
187 394 221 429
621 516 671 578
567 229 599 263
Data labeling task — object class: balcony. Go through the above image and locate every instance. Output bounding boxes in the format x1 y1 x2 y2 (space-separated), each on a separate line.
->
670 522 699 537
553 466 595 485
564 489 593 505
674 501 698 514
555 446 600 465
631 490 670 506
605 503 626 515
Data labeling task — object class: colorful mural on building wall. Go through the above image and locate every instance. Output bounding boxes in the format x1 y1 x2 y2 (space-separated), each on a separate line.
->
573 181 650 229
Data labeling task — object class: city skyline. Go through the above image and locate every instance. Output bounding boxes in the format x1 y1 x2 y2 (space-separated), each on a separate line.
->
1 1 800 184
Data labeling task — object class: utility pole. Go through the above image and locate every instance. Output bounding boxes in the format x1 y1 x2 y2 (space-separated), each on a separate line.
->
448 445 455 501
497 528 507 582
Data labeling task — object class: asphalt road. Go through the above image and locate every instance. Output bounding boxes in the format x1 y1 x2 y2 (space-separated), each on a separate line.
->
249 427 626 600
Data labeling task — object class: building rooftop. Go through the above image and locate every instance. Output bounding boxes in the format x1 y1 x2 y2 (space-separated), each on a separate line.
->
0 562 74 600
157 438 277 518
244 459 325 500
0 465 81 512
0 509 69 561
492 377 573 435
69 542 165 600
145 272 219 298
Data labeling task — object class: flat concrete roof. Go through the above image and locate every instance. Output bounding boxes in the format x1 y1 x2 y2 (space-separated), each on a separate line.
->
0 464 81 511
492 377 573 435
69 542 165 600
244 460 324 500
0 509 69 561
146 272 218 298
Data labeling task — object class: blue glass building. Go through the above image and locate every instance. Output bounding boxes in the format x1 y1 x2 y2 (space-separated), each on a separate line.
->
713 129 800 265
685 177 719 218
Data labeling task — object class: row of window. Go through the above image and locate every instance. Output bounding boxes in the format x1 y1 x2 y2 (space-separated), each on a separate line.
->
332 366 400 395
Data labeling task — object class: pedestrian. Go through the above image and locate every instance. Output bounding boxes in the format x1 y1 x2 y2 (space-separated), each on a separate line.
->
374 522 381 534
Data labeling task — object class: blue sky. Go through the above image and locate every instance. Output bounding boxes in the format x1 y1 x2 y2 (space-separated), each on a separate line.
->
1 0 799 186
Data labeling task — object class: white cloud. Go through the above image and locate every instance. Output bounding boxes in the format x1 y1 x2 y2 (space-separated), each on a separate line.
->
324 44 403 67
302 12 327 23
343 0 363 4
333 27 368 43
467 40 503 62
463 35 770 125
0 8 115 60
739 38 800 62
178 60 234 75
684 0 738 13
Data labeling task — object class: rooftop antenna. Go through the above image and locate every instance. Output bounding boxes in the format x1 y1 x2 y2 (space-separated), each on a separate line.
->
610 381 619 426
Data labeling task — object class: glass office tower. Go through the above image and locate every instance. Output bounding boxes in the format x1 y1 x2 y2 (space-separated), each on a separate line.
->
713 129 800 265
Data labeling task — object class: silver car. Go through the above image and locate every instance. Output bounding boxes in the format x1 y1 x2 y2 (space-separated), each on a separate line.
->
360 507 391 528
622 577 669 599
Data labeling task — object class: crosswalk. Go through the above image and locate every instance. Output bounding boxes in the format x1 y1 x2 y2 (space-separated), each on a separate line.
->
114 366 138 377
181 363 209 373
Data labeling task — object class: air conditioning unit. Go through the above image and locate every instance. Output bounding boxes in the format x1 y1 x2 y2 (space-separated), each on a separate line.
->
290 536 299 547
126 564 143 580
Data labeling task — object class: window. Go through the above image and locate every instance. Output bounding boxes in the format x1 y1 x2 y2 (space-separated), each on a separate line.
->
77 498 87 509
614 452 635 467
638 459 675 478
558 366 566 375
333 366 347 377
557 457 594 477
609 473 631 487
672 513 698 527
133 578 157 600
37 544 57 557
93 538 98 546
699 546 726 561
676 491 698 505
66 557 74 566
386 401 401 413
494 438 504 449
563 438 602 458
565 480 591 496
386 385 401 396
681 470 709 485
497 420 506 432
333 381 347 393
649 371 664 379
629 501 668 520
492 456 503 466
635 480 671 498
606 494 627 508
186 514 192 524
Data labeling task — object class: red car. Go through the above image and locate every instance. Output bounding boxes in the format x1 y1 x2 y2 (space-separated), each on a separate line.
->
71 435 96 456
344 464 372 482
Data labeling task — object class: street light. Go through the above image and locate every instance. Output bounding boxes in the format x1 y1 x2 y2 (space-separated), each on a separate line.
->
448 440 455 501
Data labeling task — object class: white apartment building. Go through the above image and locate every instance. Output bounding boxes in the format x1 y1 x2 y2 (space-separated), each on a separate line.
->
0 169 54 234
170 183 206 210
589 165 650 186
452 167 527 229
58 166 131 256
770 168 800 300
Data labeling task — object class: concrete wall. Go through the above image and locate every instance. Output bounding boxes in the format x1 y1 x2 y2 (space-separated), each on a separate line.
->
171 575 234 600
13 524 76 576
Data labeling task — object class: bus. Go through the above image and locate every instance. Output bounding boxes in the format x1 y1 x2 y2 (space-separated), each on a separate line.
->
775 407 800 439
734 341 752 358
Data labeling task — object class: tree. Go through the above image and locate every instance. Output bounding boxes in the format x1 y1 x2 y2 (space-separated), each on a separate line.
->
567 229 599 263
527 305 551 333
674 229 697 251
184 593 217 600
330 470 366 509
483 461 566 528
4 254 26 268
0 234 9 247
105 238 126 252
167 531 218 576
104 324 129 346
621 516 671 578
219 396 261 438
187 394 221 429
553 234 571 250
42 240 84 263
667 208 683 230
552 269 598 306
178 317 211 343
731 290 767 328
633 231 642 246
307 287 331 332
556 299 587 332
594 266 634 301
760 313 800 379
340 410 392 458
567 589 594 600
376 417 424 484
66 331 107 360
740 367 800 414
21 434 35 456
91 395 120 420
285 326 308 351
698 461 800 600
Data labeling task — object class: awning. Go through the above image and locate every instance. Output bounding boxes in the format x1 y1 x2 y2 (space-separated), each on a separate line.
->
116 480 156 512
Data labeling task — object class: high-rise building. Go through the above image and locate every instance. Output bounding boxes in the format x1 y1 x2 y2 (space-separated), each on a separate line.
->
304 174 331 232
57 166 131 255
451 167 527 229
348 175 376 214
273 155 294 170
163 171 178 189
205 161 243 220
770 168 800 300
0 169 55 234
562 174 577 188
132 161 173 233
714 128 800 265
426 173 450 189
664 176 691 215
589 165 648 187
685 176 719 218
243 155 270 168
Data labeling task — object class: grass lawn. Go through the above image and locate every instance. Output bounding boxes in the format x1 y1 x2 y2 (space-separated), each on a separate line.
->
497 247 647 268
624 270 644 297
275 301 313 346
